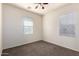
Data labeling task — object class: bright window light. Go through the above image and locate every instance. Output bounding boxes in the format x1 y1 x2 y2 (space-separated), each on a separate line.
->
23 16 33 34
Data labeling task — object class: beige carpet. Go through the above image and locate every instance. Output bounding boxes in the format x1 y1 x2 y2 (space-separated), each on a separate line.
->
2 40 79 56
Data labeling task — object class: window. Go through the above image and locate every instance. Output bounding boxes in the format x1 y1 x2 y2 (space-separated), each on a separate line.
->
24 17 33 34
59 12 76 37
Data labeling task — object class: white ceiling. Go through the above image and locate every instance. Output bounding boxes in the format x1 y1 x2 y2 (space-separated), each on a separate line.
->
12 3 66 15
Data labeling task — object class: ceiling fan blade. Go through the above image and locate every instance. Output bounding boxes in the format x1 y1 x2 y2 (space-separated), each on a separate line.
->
43 3 48 5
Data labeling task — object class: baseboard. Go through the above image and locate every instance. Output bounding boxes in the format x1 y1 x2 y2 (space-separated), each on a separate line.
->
3 40 43 50
43 40 79 52
3 40 79 53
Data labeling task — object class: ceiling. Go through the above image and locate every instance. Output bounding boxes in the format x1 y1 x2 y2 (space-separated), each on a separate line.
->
12 3 66 15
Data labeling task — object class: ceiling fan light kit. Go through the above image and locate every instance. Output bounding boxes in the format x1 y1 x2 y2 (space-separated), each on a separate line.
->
27 3 48 10
35 3 48 9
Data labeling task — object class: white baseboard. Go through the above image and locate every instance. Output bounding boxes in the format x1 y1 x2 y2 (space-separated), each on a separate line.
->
43 40 79 52
3 40 42 49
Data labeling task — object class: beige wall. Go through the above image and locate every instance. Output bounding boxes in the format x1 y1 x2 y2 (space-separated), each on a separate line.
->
0 3 2 55
43 4 79 52
2 4 43 49
3 3 79 52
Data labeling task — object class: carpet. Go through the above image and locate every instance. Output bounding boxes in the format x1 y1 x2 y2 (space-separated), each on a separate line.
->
2 40 79 56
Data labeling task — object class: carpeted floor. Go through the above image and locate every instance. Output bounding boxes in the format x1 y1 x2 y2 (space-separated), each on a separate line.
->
2 40 79 56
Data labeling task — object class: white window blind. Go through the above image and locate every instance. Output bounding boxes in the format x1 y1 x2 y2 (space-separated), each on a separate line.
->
23 17 33 34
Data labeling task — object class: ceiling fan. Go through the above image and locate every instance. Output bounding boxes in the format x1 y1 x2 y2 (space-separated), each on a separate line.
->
35 3 48 9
